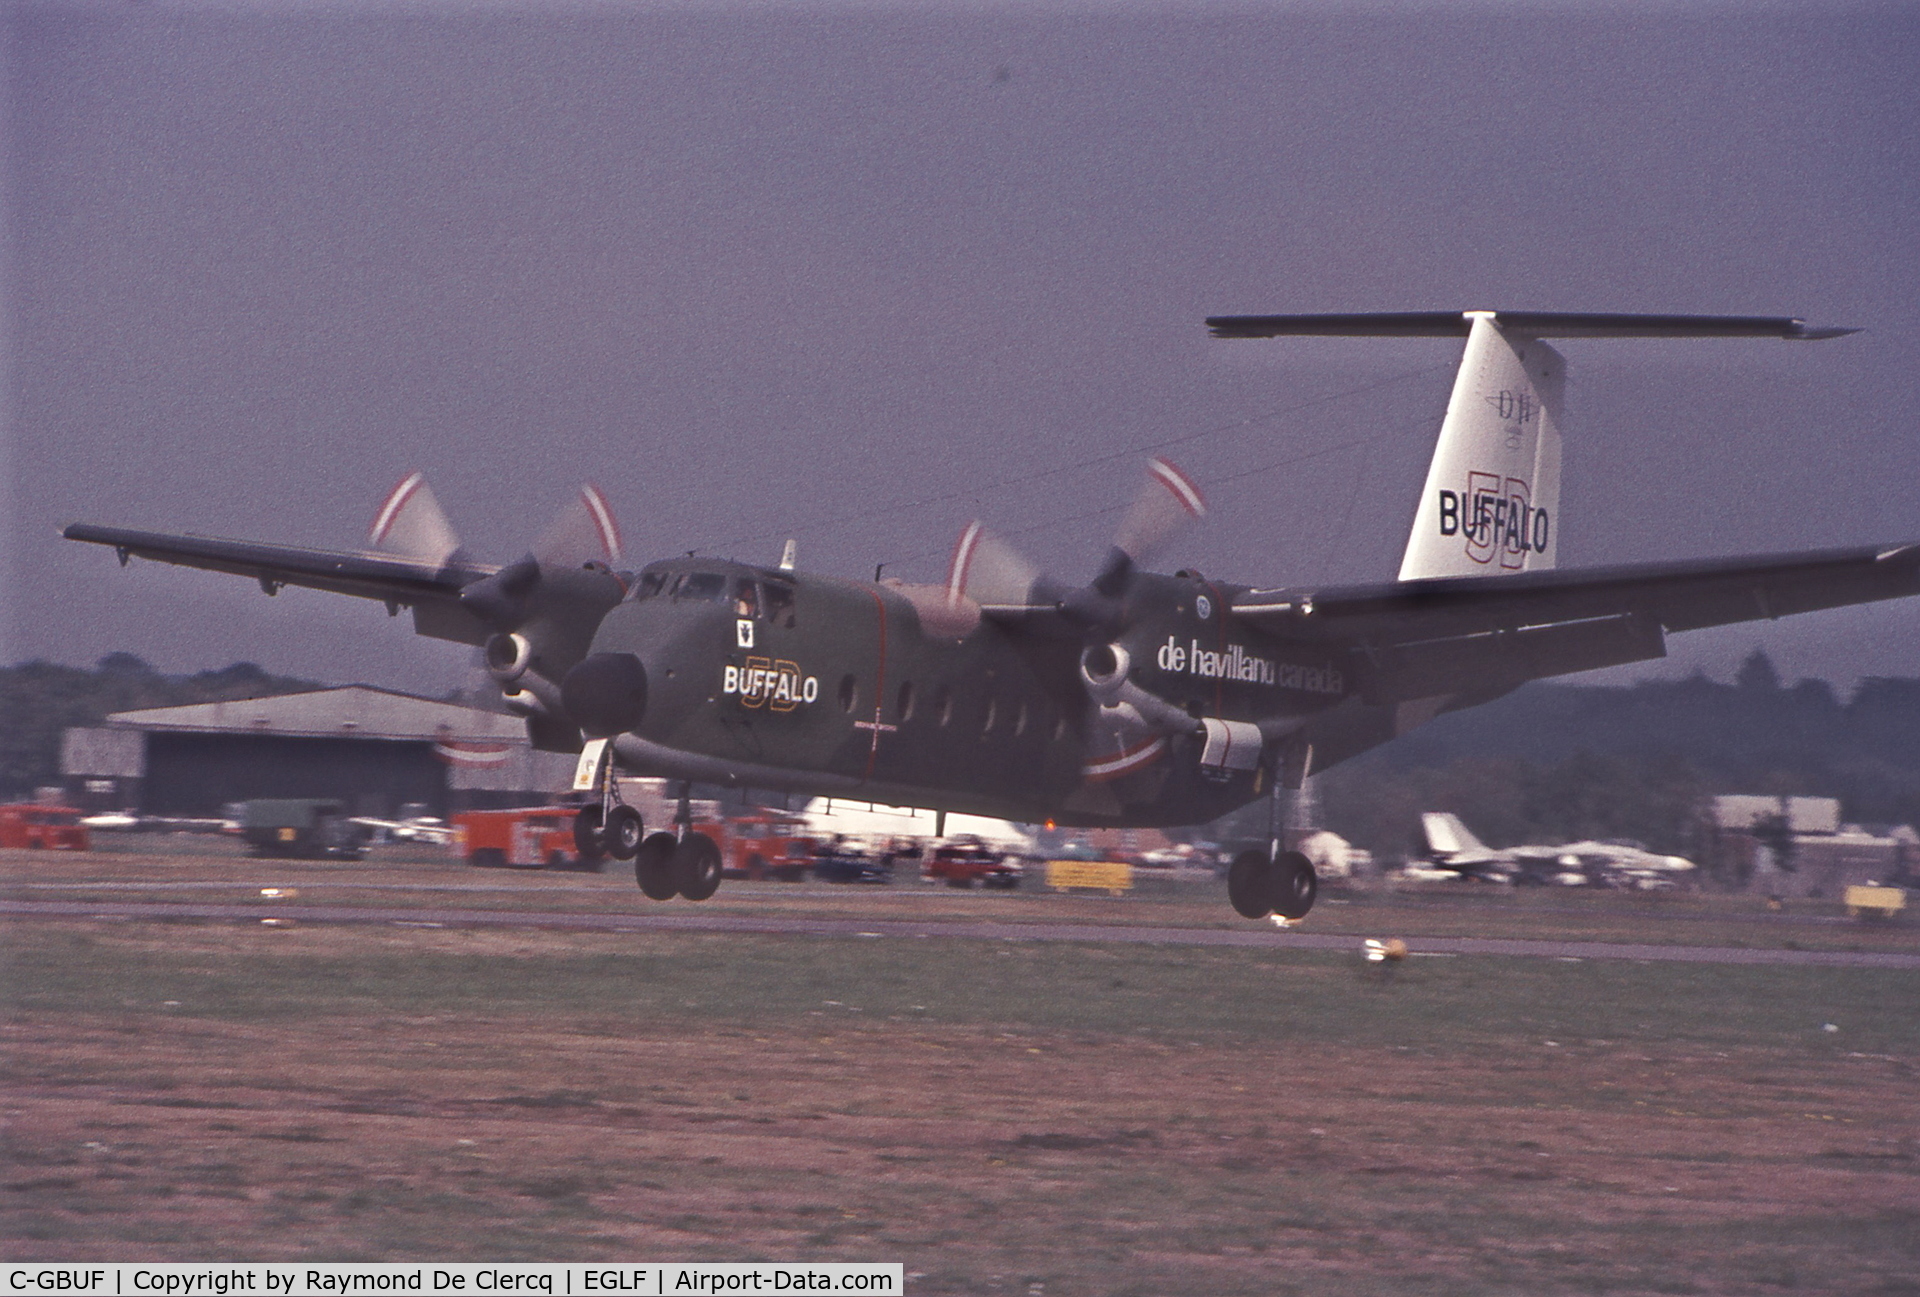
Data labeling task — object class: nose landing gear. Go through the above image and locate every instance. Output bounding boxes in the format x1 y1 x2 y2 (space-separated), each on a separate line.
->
571 804 606 867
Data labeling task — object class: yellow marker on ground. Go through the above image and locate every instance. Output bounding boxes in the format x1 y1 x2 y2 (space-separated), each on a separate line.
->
1844 885 1905 919
1044 859 1132 895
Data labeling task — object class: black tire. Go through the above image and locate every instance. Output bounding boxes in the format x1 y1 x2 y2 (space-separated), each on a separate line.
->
1271 850 1319 920
1227 849 1274 919
605 805 645 861
674 833 723 901
572 805 606 865
635 831 679 900
472 847 507 869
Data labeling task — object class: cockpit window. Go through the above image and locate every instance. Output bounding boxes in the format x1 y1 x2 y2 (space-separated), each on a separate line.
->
632 571 671 601
675 572 727 603
733 579 760 619
763 581 796 628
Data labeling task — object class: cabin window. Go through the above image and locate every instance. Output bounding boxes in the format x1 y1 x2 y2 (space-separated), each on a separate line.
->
981 697 998 737
1013 698 1030 737
1052 712 1069 743
897 680 916 722
935 685 954 727
838 674 858 713
676 572 727 603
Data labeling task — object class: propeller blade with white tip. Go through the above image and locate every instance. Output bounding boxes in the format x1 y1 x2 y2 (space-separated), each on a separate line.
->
368 471 462 568
1114 456 1207 566
534 484 623 569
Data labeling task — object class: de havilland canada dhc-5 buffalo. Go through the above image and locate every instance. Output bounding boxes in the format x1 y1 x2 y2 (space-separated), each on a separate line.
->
66 311 1920 920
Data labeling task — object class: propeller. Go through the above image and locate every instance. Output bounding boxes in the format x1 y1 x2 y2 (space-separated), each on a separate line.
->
945 457 1211 780
368 471 463 570
947 456 1207 628
368 476 629 749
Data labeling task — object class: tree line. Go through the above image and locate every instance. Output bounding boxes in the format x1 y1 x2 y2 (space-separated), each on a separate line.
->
0 655 321 799
1305 652 1920 860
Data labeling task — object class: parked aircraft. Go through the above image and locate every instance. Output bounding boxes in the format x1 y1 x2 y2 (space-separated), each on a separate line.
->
66 311 1917 920
1417 811 1695 888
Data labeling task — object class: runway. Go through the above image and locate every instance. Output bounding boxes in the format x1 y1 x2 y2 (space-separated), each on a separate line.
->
6 897 1916 969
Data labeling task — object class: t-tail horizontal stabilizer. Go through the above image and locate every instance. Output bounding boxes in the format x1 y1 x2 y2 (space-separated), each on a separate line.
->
1204 311 1860 340
1205 309 1860 584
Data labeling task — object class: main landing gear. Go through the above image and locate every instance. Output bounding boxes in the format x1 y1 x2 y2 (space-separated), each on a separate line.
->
1228 743 1318 921
635 830 721 902
1228 848 1318 921
579 762 722 903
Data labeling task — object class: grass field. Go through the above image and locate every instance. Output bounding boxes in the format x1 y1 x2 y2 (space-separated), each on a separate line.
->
5 871 1919 1297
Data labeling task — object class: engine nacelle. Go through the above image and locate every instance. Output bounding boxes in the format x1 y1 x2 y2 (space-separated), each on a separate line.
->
485 632 534 683
1080 642 1131 705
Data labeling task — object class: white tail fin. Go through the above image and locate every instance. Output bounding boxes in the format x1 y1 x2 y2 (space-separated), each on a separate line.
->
1399 313 1564 580
1421 811 1488 858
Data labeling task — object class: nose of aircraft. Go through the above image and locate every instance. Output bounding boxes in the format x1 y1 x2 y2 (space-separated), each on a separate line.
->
562 652 649 738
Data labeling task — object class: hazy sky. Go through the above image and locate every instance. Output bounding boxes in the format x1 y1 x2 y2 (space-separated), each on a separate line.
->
6 1 1917 695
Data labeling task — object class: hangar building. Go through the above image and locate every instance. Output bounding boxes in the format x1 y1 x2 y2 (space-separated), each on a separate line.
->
61 686 576 817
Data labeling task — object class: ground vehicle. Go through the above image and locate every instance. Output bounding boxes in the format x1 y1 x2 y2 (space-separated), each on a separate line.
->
0 804 90 851
811 837 893 884
455 806 598 870
719 812 817 880
925 836 1021 889
239 799 369 860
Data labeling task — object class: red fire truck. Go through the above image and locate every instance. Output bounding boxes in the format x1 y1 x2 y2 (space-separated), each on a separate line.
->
454 807 594 870
717 811 816 880
455 806 816 878
0 804 91 851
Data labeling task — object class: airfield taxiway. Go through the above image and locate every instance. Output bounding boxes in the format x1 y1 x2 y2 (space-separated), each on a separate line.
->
4 893 1916 969
4 837 1918 969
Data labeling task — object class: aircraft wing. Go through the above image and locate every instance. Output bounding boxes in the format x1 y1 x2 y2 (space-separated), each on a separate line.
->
1234 542 1920 702
63 522 496 644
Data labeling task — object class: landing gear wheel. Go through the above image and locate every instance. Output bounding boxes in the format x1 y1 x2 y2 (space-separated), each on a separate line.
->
1228 849 1276 919
634 831 679 900
1271 850 1319 920
604 805 645 861
673 833 723 901
572 805 606 866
